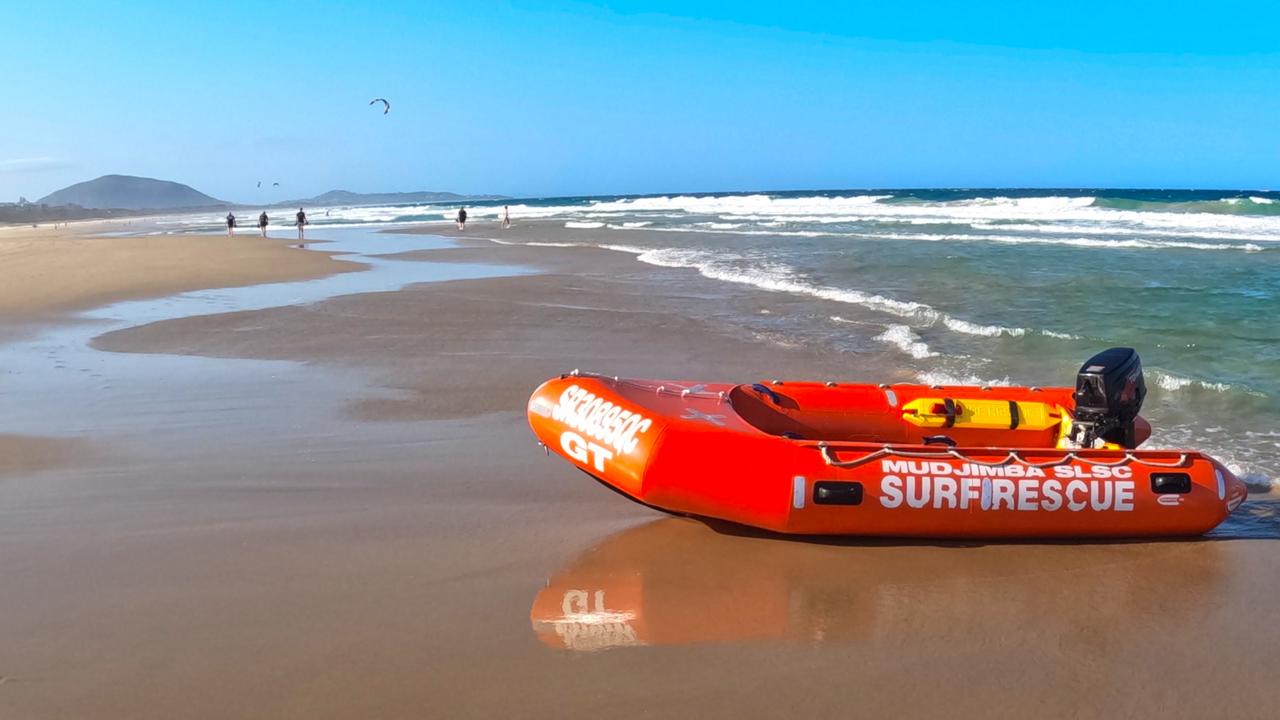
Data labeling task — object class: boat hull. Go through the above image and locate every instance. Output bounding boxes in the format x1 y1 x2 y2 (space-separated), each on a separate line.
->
527 374 1247 538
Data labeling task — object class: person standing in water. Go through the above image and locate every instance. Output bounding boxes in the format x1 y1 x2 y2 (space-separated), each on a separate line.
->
295 208 308 241
258 211 269 238
226 212 236 236
501 205 511 229
456 207 468 230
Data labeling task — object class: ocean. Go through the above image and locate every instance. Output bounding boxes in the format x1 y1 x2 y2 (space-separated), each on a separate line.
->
176 189 1280 488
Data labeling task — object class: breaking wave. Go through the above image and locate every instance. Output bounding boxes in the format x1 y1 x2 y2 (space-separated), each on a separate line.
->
941 317 1027 338
915 370 1013 387
875 324 937 359
589 243 1090 346
1092 196 1280 216
1150 370 1249 395
592 222 1270 252
606 245 943 320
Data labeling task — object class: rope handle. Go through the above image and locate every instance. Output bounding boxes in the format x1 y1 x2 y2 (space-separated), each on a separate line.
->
564 370 728 402
817 443 1189 470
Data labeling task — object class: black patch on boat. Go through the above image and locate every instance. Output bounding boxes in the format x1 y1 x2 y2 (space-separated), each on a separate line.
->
814 481 863 506
1151 473 1192 494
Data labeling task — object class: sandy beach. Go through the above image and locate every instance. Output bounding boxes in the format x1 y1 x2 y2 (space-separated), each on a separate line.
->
1 221 1278 719
0 223 359 330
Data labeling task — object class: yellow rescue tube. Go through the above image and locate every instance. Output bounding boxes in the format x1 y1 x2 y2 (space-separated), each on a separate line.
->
901 397 1062 431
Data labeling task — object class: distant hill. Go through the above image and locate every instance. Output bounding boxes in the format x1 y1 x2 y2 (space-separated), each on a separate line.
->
37 174 227 210
283 189 508 207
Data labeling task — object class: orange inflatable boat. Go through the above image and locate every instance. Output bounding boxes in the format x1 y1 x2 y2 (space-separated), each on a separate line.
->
526 348 1247 538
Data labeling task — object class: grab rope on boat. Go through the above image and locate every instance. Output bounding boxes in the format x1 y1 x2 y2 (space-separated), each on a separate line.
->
817 443 1189 470
565 369 729 401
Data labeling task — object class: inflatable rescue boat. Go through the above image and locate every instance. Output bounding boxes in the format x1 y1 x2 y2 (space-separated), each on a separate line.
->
527 348 1247 538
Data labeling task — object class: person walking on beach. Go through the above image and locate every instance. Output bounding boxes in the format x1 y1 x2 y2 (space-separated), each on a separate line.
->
258 211 269 238
501 205 511 229
456 207 468 230
226 212 236 236
296 208 308 241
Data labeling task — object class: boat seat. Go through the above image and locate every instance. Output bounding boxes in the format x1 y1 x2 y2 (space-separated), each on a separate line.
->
729 384 912 443
730 383 1076 448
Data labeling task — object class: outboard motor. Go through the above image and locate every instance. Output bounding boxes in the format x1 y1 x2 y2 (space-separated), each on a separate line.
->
1071 347 1146 449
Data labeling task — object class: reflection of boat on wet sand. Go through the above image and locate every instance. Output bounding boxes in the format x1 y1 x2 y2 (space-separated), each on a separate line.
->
531 518 1231 652
527 348 1248 538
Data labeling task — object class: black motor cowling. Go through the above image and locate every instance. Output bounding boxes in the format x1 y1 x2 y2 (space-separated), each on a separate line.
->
1072 347 1146 448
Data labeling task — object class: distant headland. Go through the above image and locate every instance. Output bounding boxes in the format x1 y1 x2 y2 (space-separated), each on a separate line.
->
1 174 506 224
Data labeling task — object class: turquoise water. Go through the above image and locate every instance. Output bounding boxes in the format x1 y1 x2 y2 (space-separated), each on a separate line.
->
169 190 1280 488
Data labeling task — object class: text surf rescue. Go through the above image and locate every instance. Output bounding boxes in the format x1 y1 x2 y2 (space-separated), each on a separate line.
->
878 459 1136 512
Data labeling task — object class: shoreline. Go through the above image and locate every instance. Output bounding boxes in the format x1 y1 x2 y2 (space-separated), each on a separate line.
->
1 220 1277 719
408 220 1279 489
0 225 362 322
0 224 365 483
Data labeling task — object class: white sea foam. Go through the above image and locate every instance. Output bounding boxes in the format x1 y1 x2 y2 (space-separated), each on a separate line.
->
576 242 1095 347
866 231 1266 252
154 191 1280 249
750 331 802 349
606 246 939 320
941 317 1027 338
578 193 893 217
1152 370 1236 394
966 221 1280 243
487 237 587 248
571 193 1280 243
915 370 1013 387
564 221 605 229
1156 373 1193 391
875 324 937 359
829 315 880 328
944 320 1080 341
588 223 1269 251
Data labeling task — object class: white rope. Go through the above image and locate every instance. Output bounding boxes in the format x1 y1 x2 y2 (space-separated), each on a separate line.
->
565 370 727 401
568 371 1195 470
818 443 1188 470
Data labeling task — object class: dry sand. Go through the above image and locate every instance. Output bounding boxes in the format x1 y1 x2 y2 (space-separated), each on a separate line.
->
0 223 359 318
2 223 1278 719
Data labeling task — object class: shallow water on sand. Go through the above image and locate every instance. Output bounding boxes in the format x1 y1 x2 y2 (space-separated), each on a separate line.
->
368 191 1277 491
0 226 529 443
7 218 1270 537
171 193 1280 489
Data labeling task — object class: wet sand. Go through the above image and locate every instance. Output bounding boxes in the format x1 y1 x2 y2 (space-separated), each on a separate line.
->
2 224 1279 719
0 435 93 479
0 223 356 493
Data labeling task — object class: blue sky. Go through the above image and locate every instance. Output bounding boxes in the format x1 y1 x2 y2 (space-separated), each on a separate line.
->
3 1 1278 202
